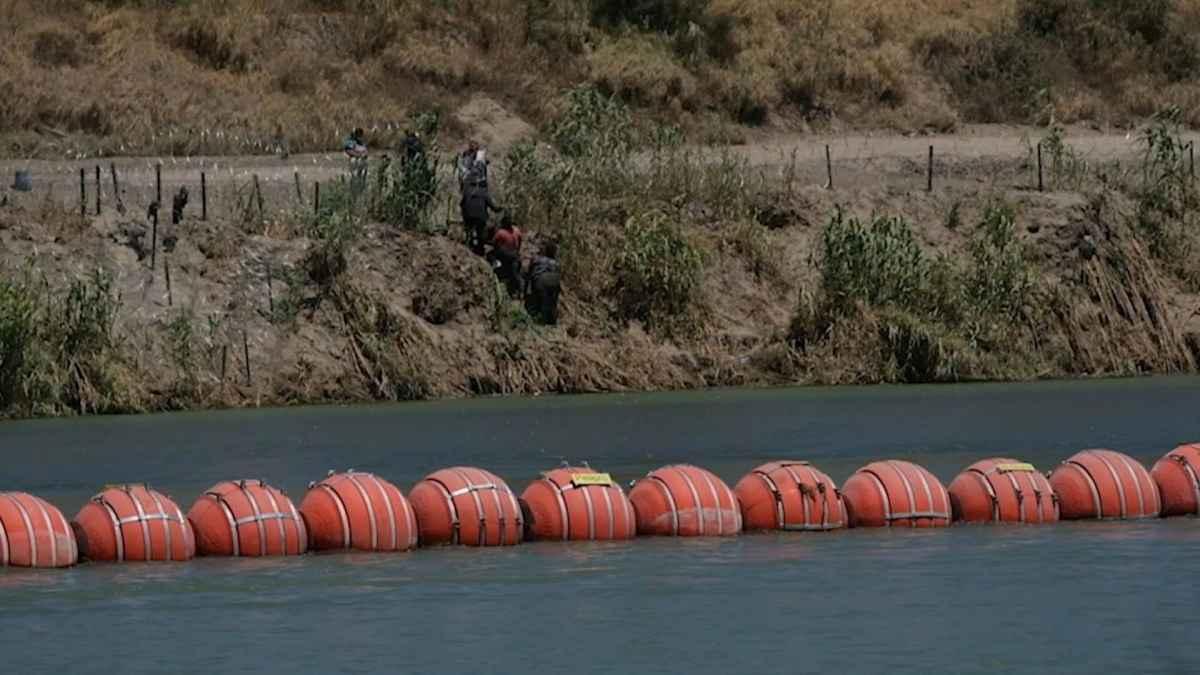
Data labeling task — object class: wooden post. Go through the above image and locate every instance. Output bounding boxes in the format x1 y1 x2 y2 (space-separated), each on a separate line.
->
95 165 102 215
79 168 86 217
155 163 162 205
926 146 933 193
824 144 833 190
220 344 228 383
253 174 264 220
1037 143 1044 192
165 258 173 307
294 171 303 203
110 163 124 214
242 330 252 386
150 208 158 272
314 181 321 215
201 171 207 221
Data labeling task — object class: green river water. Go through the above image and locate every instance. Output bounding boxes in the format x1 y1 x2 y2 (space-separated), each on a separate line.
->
1 377 1198 673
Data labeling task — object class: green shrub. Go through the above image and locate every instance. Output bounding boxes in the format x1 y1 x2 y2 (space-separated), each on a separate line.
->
820 210 930 313
549 84 637 160
613 210 704 329
0 277 36 408
1134 108 1200 287
965 205 1035 324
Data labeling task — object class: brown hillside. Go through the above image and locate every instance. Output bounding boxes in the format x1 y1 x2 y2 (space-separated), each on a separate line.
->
3 0 1200 157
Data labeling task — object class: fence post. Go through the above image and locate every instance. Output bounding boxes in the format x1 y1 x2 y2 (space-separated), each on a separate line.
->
314 181 321 216
150 208 158 272
253 174 264 221
1037 143 1044 192
201 171 208 221
927 146 934 193
156 163 162 205
95 165 102 215
110 163 124 214
165 258 173 307
294 171 303 203
824 144 833 190
220 344 228 383
79 168 86 217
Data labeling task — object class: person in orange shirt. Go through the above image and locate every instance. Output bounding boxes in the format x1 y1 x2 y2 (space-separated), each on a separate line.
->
490 214 523 298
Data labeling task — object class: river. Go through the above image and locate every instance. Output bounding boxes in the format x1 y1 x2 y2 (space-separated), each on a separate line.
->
2 377 1198 673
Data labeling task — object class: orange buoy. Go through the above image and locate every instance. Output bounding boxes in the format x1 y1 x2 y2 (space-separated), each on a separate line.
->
734 461 846 532
0 492 77 568
1151 443 1200 517
628 464 741 537
73 484 195 562
300 471 418 552
408 467 523 546
842 460 951 528
1049 449 1160 520
520 467 636 541
187 480 307 556
947 459 1059 524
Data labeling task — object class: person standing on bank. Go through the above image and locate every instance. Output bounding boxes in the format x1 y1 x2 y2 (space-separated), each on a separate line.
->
461 182 501 256
525 241 561 325
491 214 524 298
344 127 368 192
457 140 482 192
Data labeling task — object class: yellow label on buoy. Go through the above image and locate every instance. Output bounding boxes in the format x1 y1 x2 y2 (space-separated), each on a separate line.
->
572 473 614 486
996 463 1036 473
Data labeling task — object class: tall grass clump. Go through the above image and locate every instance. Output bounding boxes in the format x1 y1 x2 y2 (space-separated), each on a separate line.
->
0 268 134 417
793 204 1043 382
1134 107 1200 288
613 210 705 332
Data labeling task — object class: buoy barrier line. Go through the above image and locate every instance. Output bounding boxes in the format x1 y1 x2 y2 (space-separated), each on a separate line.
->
843 461 951 527
1065 459 1106 520
0 492 77 567
0 514 7 566
410 468 523 547
1153 445 1200 516
630 465 740 537
1174 453 1200 511
314 483 353 549
192 480 306 556
736 462 846 532
862 463 950 523
648 475 681 535
424 476 464 545
957 461 1058 524
523 469 636 541
84 485 192 562
301 472 416 552
5 493 39 566
1051 450 1160 520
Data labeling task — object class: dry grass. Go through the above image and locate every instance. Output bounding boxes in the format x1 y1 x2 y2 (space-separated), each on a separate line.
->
3 0 1200 157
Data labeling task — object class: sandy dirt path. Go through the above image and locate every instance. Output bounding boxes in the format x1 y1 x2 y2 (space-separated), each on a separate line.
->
0 124 1190 215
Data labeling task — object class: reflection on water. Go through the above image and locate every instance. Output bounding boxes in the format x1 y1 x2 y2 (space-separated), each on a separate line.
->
1 377 1199 673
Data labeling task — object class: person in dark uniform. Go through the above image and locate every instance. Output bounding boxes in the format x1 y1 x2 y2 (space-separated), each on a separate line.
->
461 184 501 256
525 241 561 325
402 129 425 166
